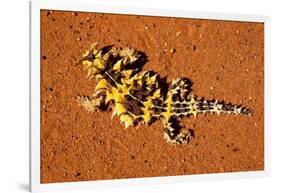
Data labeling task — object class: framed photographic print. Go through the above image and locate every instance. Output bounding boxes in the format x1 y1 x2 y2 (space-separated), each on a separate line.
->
30 0 270 192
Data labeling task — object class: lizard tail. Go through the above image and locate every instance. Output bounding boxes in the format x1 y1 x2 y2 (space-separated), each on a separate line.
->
195 98 252 116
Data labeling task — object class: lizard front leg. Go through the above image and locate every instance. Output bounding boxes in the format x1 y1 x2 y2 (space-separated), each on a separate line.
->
163 116 194 144
77 90 107 112
77 78 108 112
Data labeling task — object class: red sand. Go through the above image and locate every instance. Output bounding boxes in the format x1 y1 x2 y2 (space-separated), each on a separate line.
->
40 10 264 183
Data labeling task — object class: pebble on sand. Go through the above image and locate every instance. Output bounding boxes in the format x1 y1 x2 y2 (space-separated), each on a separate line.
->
169 48 176 53
176 31 182 36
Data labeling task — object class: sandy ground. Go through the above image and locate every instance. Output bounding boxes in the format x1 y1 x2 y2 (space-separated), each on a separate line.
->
40 10 264 183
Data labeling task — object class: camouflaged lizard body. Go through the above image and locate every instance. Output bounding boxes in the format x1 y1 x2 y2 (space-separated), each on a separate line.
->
78 43 251 144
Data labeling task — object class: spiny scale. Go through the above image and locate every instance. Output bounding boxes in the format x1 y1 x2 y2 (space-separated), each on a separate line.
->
77 43 252 145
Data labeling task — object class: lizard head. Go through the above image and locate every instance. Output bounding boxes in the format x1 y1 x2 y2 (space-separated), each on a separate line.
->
80 43 108 79
80 43 147 80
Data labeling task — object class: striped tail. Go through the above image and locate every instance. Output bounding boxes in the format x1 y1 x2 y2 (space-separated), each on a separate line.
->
195 98 252 116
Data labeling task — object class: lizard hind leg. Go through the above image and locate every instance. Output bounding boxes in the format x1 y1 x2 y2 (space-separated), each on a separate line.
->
163 116 194 144
169 77 192 101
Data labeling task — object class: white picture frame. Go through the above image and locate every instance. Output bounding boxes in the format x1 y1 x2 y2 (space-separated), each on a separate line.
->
29 0 270 192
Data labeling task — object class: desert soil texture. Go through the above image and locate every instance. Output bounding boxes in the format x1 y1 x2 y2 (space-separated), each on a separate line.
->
40 10 264 183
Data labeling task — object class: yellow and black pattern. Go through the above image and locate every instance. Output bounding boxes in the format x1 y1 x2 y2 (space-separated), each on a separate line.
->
78 43 252 144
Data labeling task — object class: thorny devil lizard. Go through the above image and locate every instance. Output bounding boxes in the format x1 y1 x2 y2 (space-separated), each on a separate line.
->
77 43 252 145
